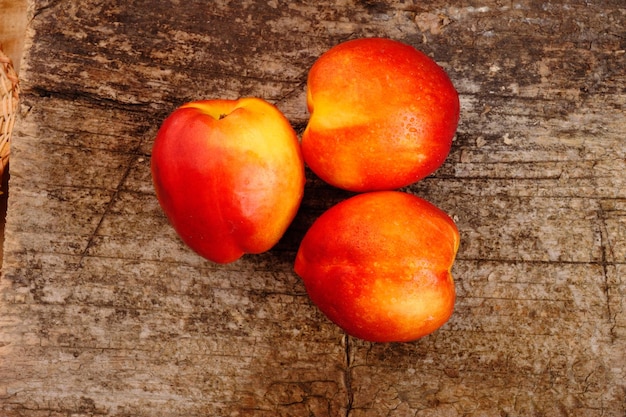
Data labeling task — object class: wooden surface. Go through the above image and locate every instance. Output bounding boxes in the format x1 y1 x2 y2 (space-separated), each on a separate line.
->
1 1 625 416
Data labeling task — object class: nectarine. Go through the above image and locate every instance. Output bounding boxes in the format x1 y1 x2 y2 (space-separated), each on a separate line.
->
151 98 305 263
302 37 460 191
294 191 459 342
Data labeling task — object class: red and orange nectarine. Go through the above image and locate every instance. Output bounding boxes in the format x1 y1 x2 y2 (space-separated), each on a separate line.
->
294 191 459 342
302 37 460 192
151 98 305 264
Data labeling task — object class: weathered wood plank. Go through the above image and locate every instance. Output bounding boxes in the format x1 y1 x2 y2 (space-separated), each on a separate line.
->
1 0 624 416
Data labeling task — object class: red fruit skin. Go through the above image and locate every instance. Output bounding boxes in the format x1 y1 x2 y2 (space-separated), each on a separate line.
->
294 191 460 342
151 98 305 263
302 37 460 192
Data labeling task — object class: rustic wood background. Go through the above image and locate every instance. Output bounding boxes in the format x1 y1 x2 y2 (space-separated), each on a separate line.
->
1 0 624 416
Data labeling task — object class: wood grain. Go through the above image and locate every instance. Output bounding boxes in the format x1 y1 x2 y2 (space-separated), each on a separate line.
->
1 1 624 416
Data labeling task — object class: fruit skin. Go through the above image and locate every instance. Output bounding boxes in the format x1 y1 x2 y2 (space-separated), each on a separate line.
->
151 97 305 264
294 191 459 342
302 37 460 192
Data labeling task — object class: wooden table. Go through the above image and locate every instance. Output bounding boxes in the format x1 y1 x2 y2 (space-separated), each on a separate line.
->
1 1 624 416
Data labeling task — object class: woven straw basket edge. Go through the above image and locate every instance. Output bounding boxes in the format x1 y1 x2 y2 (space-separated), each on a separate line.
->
0 47 20 189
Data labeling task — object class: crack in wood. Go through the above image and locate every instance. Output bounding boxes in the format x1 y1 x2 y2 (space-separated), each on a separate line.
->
30 86 155 112
596 206 618 342
76 156 146 269
343 334 354 417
